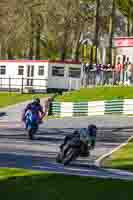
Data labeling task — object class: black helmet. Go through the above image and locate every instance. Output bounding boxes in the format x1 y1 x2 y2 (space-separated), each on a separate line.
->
88 124 97 132
88 124 97 136
32 98 40 104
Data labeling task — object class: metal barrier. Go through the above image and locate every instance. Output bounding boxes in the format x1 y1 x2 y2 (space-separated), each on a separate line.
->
0 70 131 94
82 69 129 86
0 77 48 93
51 99 133 117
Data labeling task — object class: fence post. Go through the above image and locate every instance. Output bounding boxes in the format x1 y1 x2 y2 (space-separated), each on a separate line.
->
8 76 11 92
21 76 24 94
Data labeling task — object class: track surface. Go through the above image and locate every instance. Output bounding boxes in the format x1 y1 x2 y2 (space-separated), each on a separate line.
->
0 102 133 180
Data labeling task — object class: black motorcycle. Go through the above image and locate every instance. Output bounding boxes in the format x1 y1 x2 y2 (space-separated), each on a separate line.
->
56 139 90 165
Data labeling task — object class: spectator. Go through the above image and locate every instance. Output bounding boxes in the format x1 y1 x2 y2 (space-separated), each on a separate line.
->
103 64 112 85
96 64 102 85
115 62 123 84
89 64 96 85
127 63 133 85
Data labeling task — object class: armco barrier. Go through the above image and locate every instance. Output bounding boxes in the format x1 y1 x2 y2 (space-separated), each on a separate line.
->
51 99 133 117
105 99 124 114
123 99 133 115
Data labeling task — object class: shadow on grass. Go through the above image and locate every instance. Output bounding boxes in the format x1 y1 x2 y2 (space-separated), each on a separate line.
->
0 171 133 200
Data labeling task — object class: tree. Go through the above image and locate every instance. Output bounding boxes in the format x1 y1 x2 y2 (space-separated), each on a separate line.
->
117 0 133 36
109 0 116 65
0 0 131 62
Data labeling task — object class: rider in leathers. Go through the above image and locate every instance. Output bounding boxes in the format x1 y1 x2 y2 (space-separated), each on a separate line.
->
60 124 97 156
22 98 45 129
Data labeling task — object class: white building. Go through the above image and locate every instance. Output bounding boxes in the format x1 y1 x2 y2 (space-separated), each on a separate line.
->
0 60 82 92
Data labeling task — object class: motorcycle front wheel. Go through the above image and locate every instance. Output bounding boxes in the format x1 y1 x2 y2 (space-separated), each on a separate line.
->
56 152 64 163
63 147 79 166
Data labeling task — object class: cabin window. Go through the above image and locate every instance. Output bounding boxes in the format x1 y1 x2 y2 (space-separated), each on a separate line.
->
18 66 24 75
38 66 44 76
27 65 34 77
52 66 64 77
69 68 81 78
0 65 6 75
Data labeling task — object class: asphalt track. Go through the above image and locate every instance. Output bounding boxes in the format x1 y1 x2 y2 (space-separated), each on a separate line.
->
1 102 133 180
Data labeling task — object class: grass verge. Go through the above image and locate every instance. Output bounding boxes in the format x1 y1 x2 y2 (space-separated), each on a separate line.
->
55 86 133 102
102 139 133 172
0 168 133 200
0 93 54 108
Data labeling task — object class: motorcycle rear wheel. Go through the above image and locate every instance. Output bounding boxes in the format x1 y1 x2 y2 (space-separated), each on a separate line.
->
28 128 36 140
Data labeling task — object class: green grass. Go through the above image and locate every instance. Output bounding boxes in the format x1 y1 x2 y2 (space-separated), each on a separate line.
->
55 86 133 102
0 168 41 180
0 93 54 108
0 168 133 200
102 140 133 172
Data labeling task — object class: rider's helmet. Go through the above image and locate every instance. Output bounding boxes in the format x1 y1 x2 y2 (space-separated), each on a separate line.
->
88 124 97 137
32 98 40 104
73 129 79 135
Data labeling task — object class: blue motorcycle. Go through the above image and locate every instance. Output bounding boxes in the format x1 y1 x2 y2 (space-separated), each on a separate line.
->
25 110 39 140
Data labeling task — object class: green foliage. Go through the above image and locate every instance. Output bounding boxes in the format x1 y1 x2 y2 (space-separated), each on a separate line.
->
0 0 132 60
117 0 133 18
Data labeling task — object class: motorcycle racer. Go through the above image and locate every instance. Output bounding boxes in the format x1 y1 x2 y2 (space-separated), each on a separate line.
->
22 98 45 130
60 124 97 158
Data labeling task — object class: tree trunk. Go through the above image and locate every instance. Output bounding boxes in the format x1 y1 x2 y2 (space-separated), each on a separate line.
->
1 42 6 59
109 0 116 65
90 46 93 65
71 29 82 61
132 22 133 35
127 7 131 36
35 22 41 60
94 0 100 64
7 48 13 59
60 31 68 61
29 10 34 60
60 47 67 61
72 41 81 62
75 45 80 62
